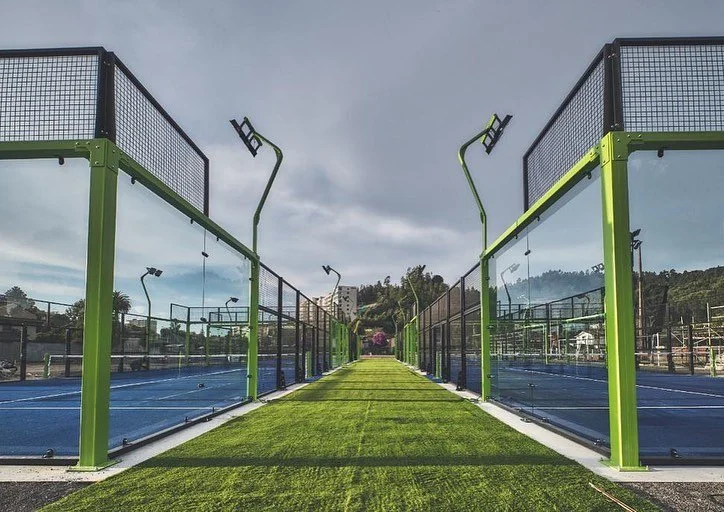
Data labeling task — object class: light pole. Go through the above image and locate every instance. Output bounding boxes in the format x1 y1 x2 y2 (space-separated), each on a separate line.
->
225 297 239 355
231 116 283 400
457 113 512 400
322 265 341 309
225 296 239 322
631 229 644 367
404 265 425 367
140 267 163 357
500 262 519 356
500 263 520 319
322 265 341 369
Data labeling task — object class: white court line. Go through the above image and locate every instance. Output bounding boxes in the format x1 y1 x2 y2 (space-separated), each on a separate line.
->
537 405 724 410
0 406 230 411
505 367 724 400
0 368 244 405
154 380 236 400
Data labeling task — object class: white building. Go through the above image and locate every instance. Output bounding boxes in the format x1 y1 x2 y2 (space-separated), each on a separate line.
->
314 286 359 320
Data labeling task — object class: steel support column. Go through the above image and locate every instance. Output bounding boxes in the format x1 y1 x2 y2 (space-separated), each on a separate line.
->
600 132 643 471
76 140 119 470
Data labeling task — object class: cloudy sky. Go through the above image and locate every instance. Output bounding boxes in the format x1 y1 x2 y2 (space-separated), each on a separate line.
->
1 0 723 314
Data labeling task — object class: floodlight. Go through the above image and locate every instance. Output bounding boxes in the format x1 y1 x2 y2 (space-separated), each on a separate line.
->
230 117 263 157
479 114 513 154
229 297 239 303
140 267 163 357
322 265 331 275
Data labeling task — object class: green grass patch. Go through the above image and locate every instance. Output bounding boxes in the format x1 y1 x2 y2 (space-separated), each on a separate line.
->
44 359 658 511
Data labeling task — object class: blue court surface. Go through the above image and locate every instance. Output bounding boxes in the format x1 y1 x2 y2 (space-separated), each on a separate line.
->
468 359 724 459
0 358 297 457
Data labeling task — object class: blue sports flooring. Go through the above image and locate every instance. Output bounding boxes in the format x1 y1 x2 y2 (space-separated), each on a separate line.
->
0 360 298 456
429 356 724 459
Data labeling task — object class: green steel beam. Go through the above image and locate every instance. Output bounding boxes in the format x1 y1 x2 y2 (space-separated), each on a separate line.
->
114 145 256 263
599 132 644 471
0 140 88 160
485 146 600 259
75 139 119 470
625 131 724 152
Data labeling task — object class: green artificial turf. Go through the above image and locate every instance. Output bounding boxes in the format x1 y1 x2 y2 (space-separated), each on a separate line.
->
44 358 659 511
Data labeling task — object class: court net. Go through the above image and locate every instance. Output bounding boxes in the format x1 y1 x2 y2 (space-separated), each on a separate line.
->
45 353 299 379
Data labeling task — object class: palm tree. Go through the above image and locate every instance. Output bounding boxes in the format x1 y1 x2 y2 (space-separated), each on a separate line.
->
112 291 131 315
112 291 132 351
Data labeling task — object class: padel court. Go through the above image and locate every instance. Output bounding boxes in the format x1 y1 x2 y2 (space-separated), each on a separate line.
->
0 355 296 457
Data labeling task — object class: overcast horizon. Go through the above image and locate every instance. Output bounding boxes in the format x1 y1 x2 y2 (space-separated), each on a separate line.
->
2 0 724 308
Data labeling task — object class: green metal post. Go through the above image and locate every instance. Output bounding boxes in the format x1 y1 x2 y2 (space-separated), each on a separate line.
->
480 258 492 399
244 129 282 402
185 309 191 364
600 133 643 471
76 140 119 470
458 116 497 399
248 259 260 400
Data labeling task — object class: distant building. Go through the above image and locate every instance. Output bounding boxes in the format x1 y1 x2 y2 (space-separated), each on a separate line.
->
128 318 158 334
314 286 359 320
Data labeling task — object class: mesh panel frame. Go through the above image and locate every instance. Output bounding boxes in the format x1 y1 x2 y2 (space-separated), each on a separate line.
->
114 61 208 214
259 265 279 312
620 42 724 132
0 51 98 142
524 55 605 209
464 264 482 311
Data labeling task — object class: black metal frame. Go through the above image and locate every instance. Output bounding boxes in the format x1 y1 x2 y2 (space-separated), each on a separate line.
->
255 262 347 393
0 46 211 215
523 36 724 211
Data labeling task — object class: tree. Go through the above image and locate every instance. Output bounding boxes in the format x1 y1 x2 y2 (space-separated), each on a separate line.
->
113 291 132 315
3 286 35 311
64 290 133 330
372 331 388 347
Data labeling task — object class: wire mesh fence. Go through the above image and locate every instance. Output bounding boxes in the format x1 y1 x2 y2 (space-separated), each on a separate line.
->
0 47 209 214
523 37 724 211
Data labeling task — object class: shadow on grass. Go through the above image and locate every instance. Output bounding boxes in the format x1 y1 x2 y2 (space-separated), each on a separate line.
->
283 397 465 403
307 387 449 392
141 454 577 468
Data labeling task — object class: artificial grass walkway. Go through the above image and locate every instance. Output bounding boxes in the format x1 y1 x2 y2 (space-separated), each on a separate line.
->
44 358 658 511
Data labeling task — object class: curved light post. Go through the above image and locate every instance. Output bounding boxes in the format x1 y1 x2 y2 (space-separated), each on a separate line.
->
457 113 512 400
500 262 519 355
404 265 425 367
225 296 239 322
231 116 284 400
322 265 341 308
322 265 341 370
140 267 163 357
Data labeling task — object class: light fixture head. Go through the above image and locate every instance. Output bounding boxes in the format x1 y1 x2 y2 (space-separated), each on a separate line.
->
509 263 520 273
154 269 163 277
146 267 157 275
322 265 331 275
230 297 239 303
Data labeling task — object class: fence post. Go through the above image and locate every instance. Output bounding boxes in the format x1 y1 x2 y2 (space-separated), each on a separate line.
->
599 132 642 471
276 277 283 388
480 257 492 400
19 325 27 381
76 139 119 470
